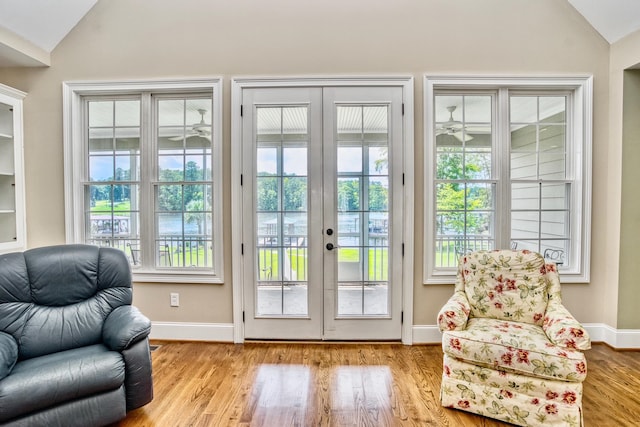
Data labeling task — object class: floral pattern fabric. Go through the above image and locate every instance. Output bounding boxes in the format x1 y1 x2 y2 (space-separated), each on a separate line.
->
441 355 583 427
437 250 591 426
543 263 591 351
443 318 587 382
437 291 470 331
457 250 550 325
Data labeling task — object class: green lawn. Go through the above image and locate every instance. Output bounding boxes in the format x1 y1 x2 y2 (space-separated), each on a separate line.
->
92 200 131 212
257 247 388 281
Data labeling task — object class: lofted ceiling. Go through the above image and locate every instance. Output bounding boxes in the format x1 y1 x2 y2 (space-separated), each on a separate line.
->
0 0 639 67
0 0 98 67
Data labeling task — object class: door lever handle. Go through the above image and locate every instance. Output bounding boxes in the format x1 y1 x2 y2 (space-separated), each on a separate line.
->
326 243 337 251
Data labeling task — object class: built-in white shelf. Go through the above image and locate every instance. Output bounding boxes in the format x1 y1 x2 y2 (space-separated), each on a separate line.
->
0 84 26 254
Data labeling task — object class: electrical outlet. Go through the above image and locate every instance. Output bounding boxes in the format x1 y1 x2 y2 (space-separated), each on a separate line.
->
170 292 179 307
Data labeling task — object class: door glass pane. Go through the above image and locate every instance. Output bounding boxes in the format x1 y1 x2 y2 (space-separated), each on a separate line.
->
255 106 309 317
336 105 390 317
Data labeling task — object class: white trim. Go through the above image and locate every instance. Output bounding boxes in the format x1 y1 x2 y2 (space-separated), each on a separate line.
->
0 84 27 254
150 321 234 342
231 76 415 344
231 80 244 344
149 321 640 348
423 75 593 284
62 78 224 284
401 80 415 345
582 323 640 349
411 325 443 344
412 323 640 349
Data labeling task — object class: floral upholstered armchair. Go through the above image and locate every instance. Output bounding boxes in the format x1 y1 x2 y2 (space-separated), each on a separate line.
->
437 250 590 427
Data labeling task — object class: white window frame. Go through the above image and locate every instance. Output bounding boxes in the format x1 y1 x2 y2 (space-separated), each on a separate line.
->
424 75 593 284
63 78 223 283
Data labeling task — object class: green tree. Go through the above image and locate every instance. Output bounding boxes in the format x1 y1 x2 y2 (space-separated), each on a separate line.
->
257 177 278 211
368 181 388 211
283 177 307 211
184 161 201 206
185 198 204 234
436 149 490 235
338 179 360 211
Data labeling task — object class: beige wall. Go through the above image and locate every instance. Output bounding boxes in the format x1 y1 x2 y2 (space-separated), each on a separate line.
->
0 0 615 328
611 30 640 329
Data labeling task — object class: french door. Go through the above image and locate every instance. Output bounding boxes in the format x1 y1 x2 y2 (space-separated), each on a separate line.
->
241 85 404 340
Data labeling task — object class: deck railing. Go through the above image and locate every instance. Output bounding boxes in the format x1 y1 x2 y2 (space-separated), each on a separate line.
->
435 235 494 268
87 235 213 268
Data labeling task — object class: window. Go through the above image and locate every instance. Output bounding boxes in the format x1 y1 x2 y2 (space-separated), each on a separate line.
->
424 76 592 283
64 79 223 283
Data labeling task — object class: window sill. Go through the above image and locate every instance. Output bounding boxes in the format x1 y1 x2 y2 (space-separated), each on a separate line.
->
132 269 223 284
423 267 589 285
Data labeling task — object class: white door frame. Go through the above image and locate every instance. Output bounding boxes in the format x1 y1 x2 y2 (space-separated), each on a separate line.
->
231 76 415 344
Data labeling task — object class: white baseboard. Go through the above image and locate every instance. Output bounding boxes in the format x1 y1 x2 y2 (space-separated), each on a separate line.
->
150 322 234 342
412 325 443 344
583 323 640 349
412 323 640 349
148 322 640 349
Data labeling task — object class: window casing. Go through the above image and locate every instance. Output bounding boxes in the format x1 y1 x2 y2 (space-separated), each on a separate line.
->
424 76 592 283
64 79 223 283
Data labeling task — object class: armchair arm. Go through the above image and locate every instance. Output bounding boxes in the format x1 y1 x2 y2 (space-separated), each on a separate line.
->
437 290 471 331
0 331 18 380
543 302 591 351
103 306 151 352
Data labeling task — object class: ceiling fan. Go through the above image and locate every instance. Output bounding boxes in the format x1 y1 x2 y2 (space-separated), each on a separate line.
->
436 105 473 142
170 109 211 141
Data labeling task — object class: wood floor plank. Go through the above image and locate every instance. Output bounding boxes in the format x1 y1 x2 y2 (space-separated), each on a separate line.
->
114 342 640 427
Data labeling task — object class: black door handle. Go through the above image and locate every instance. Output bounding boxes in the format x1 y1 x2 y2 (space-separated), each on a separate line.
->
326 243 335 250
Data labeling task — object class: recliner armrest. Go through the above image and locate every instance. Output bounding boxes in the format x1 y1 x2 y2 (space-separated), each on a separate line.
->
0 331 18 380
437 290 471 331
543 302 591 350
103 306 151 351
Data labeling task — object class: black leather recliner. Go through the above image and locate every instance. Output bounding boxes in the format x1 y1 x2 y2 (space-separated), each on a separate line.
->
0 244 153 426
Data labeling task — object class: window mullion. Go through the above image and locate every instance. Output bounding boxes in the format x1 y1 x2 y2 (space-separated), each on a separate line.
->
140 92 154 268
496 88 511 249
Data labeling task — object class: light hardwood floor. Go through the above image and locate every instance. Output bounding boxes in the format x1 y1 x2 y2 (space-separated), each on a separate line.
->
115 342 640 427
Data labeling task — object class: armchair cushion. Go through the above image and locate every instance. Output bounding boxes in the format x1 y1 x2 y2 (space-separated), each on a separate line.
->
0 344 124 423
443 318 587 382
458 250 549 325
0 331 17 380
